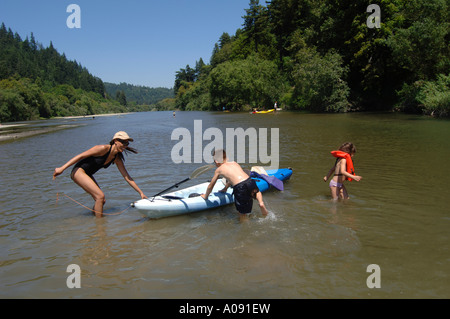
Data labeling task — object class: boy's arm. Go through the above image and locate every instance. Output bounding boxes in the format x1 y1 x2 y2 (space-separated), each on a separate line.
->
201 169 221 199
255 192 268 216
219 180 232 192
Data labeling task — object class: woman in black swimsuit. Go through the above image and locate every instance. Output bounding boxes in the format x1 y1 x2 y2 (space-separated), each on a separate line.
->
53 131 147 217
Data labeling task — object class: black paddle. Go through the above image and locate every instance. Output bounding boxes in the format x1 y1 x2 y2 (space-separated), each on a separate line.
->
150 164 215 201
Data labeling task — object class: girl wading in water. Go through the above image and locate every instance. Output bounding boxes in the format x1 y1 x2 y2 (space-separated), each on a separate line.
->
323 142 362 200
53 131 147 217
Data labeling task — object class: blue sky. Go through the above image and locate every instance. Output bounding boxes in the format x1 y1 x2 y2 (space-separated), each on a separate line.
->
0 0 249 88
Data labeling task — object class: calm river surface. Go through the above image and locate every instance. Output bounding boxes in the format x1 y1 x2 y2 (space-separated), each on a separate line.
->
0 111 449 298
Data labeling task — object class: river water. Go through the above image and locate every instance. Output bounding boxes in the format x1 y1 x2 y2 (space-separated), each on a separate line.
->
0 111 449 299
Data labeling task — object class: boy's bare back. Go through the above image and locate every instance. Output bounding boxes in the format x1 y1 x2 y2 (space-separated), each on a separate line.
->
215 161 249 186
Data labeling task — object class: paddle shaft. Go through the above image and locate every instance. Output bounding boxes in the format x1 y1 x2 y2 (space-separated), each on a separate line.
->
150 165 214 201
152 177 190 198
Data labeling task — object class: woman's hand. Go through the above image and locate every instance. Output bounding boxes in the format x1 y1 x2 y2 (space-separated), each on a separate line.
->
140 192 148 199
53 167 64 180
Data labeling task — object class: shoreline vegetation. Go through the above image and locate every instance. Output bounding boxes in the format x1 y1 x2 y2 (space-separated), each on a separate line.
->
171 0 448 117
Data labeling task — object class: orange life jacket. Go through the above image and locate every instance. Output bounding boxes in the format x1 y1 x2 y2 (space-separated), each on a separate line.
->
331 151 355 181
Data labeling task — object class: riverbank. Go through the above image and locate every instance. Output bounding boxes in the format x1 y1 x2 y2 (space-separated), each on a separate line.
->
0 124 79 142
50 112 133 120
0 112 133 142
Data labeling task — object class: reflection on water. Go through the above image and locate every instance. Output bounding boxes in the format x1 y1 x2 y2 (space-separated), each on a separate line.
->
0 111 449 298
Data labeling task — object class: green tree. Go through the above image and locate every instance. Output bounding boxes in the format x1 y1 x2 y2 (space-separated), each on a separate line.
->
387 0 449 82
243 0 267 53
290 47 350 112
397 74 450 117
174 65 196 94
116 90 127 106
218 32 232 49
209 54 285 110
0 89 29 121
267 0 305 65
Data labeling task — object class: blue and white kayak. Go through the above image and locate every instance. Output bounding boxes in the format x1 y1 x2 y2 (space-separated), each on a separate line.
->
133 168 293 219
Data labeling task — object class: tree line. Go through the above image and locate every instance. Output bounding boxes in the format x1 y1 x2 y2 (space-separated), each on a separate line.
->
0 23 174 122
104 82 174 106
0 23 104 95
174 0 449 116
0 23 127 122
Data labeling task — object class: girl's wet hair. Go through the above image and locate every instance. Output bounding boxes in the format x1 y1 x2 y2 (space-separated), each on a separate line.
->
339 142 356 154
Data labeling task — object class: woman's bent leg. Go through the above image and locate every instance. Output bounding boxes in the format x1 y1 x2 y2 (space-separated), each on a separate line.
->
71 168 105 217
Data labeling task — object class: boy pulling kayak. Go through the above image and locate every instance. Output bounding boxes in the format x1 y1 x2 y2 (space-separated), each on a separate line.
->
201 149 269 221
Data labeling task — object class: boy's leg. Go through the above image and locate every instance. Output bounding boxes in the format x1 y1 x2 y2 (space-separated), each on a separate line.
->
239 213 249 222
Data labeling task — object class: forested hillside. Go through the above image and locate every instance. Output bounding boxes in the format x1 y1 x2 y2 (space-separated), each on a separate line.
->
0 23 128 122
104 82 174 105
174 0 449 116
0 25 104 95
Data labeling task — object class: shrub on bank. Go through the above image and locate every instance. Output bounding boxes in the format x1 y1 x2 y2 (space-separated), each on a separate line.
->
397 74 450 117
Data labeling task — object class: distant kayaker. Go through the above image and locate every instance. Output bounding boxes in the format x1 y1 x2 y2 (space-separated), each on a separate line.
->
201 149 268 221
323 142 362 200
53 131 147 217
